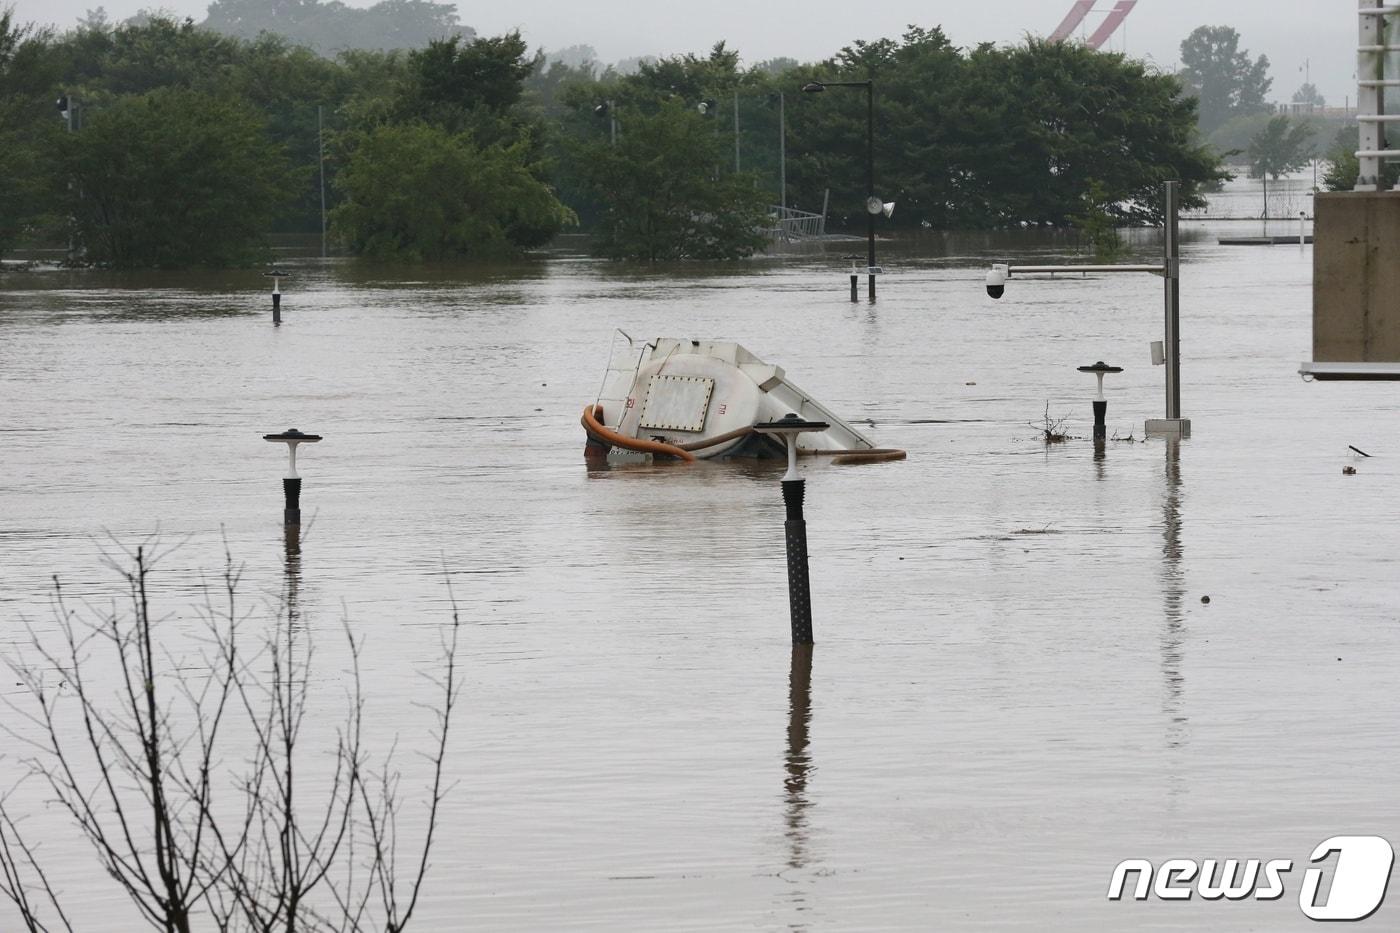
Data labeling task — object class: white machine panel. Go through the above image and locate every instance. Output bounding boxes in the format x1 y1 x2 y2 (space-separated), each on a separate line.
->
638 375 715 432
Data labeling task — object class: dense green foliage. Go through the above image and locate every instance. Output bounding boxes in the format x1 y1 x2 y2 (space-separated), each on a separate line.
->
1322 126 1400 192
0 10 61 256
62 88 295 267
573 101 770 260
550 29 1223 236
333 123 573 260
1 11 569 265
325 32 574 260
1205 110 1345 165
1178 25 1272 136
1 10 1232 266
1246 116 1314 180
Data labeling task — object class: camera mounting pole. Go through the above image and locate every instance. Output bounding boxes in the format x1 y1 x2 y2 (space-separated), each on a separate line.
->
985 180 1189 437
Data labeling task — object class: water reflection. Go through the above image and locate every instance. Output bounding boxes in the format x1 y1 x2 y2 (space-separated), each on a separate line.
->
283 523 302 627
1159 439 1189 805
784 644 814 878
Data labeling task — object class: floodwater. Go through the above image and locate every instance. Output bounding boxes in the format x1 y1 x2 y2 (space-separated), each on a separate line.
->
3 206 1400 931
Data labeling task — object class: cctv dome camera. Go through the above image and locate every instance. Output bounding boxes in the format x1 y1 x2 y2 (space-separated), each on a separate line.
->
985 264 1008 300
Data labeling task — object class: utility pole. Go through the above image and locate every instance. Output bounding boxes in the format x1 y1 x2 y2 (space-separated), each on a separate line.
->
318 105 327 259
779 92 786 211
733 89 740 172
58 93 75 261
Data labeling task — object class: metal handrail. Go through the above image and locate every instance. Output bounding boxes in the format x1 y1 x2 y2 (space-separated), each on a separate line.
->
1007 264 1164 276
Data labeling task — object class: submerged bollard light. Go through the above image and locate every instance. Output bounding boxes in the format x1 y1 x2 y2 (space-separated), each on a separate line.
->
263 269 290 325
1077 361 1123 441
262 428 322 524
753 413 830 645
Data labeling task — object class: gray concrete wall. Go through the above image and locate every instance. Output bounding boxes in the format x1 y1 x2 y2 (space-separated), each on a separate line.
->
1314 191 1400 361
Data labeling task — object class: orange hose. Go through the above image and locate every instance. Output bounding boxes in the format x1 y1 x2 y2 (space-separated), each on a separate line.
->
828 449 907 465
676 426 755 451
580 405 696 462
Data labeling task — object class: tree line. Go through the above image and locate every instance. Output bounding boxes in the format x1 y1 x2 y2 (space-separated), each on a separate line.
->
1 8 1298 268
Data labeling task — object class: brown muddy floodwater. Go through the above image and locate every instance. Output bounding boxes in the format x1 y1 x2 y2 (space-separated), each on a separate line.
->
2 203 1399 931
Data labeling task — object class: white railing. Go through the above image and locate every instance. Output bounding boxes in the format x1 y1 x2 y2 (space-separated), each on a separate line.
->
767 206 827 242
1357 0 1400 189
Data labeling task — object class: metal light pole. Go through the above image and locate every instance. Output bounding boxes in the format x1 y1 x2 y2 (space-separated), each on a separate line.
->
734 88 741 172
594 100 617 145
778 91 786 211
1161 180 1182 426
802 80 880 301
57 94 75 261
318 105 327 259
985 180 1189 437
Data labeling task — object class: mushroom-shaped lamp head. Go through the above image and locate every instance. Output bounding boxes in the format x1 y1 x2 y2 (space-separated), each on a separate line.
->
753 414 830 481
1076 361 1123 399
263 428 322 477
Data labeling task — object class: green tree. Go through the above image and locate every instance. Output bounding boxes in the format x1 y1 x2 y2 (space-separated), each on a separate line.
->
0 7 62 258
331 122 573 261
1292 82 1325 108
1178 25 1272 135
782 31 1223 229
574 100 770 261
223 33 348 232
1322 125 1400 191
389 32 540 153
61 87 295 267
1068 179 1124 260
1247 115 1314 179
57 15 243 97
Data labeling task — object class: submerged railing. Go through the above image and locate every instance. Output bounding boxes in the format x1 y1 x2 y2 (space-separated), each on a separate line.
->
767 206 827 242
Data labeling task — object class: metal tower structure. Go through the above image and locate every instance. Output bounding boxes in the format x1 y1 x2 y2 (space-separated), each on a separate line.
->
1049 1 1138 50
1356 0 1399 191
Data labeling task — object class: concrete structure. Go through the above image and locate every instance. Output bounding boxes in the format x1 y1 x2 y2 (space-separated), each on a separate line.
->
1312 192 1400 365
1300 4 1400 380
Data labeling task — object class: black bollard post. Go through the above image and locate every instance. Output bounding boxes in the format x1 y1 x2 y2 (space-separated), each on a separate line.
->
263 428 323 525
1077 361 1123 444
1092 399 1107 441
283 476 301 524
849 274 858 302
263 269 290 326
783 478 813 644
754 414 830 646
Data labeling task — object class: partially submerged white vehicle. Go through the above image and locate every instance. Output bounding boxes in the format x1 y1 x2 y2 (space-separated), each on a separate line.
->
582 334 904 465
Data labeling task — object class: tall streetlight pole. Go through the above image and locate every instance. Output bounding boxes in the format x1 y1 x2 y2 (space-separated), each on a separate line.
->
317 104 327 259
778 91 786 211
802 79 878 300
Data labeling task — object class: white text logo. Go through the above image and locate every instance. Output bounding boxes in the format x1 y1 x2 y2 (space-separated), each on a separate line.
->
1108 835 1394 921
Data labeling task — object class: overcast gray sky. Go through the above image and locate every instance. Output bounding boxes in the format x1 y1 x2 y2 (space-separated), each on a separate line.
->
9 0 1360 105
